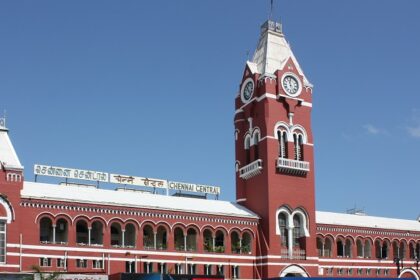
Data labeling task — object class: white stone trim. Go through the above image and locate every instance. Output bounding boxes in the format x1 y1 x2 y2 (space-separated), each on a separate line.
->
319 264 396 269
7 243 257 260
22 201 258 225
280 264 310 277
0 263 20 268
7 252 255 266
251 128 261 146
301 101 312 108
290 125 308 144
0 196 14 223
318 258 394 264
400 268 420 280
234 93 277 115
259 135 277 142
256 262 318 268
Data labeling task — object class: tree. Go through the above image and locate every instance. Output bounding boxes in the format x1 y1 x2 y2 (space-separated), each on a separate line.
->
29 264 62 280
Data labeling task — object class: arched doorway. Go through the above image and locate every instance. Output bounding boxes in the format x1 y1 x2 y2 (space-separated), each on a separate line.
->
400 268 419 280
280 265 309 277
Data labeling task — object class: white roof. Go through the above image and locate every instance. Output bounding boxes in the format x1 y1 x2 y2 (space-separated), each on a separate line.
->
21 181 259 219
316 211 420 232
249 21 311 87
0 128 23 170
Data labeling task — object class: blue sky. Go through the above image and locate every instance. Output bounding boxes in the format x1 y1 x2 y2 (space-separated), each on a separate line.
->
1 1 419 219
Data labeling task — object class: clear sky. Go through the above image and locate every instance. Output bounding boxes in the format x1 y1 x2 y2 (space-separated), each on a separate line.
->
1 1 419 219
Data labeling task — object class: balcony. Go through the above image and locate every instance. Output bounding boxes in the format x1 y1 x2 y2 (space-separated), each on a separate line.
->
239 159 263 180
277 157 310 176
280 248 307 260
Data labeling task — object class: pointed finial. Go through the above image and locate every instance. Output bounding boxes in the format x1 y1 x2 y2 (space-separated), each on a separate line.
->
0 110 6 129
269 0 274 20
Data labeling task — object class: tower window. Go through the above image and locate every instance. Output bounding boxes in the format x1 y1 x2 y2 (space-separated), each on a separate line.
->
278 213 288 246
278 130 288 158
245 136 251 164
292 215 302 247
253 132 260 160
294 133 304 161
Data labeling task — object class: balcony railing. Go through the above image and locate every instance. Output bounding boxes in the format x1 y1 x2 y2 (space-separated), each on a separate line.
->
277 157 310 176
280 248 307 260
239 159 263 180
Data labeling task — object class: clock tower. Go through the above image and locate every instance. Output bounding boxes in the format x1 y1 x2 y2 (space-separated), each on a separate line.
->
234 20 317 278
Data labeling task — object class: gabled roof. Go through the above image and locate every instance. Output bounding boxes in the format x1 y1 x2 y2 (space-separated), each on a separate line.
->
21 181 259 219
248 20 312 87
0 127 23 170
316 211 420 232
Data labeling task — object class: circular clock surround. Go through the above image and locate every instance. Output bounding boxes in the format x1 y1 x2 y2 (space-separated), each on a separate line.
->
240 78 255 103
281 73 302 97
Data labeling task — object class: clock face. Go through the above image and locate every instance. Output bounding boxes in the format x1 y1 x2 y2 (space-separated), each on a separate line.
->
241 78 254 103
282 75 300 96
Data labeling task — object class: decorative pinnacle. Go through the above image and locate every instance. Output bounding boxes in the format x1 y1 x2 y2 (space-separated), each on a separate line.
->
0 110 6 129
261 20 283 35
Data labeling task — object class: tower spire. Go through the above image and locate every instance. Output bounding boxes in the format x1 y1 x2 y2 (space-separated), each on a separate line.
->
269 0 274 20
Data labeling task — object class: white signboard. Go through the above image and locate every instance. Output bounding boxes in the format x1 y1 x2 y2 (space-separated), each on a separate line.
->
168 181 221 195
34 164 109 182
34 164 221 195
110 173 168 188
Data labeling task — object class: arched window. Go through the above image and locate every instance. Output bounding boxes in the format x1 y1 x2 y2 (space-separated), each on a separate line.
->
253 131 260 160
278 213 288 247
382 241 389 259
376 240 383 258
125 223 136 248
110 222 122 246
143 225 154 249
156 226 167 250
245 136 251 164
316 237 323 257
294 133 304 161
345 239 352 258
324 237 332 257
357 239 364 257
392 240 399 258
231 231 240 254
242 232 252 254
292 215 302 247
214 230 225 253
39 217 53 243
337 239 345 257
186 228 197 252
76 220 88 244
409 242 416 259
298 135 304 160
203 229 213 252
278 130 288 158
55 218 68 244
399 241 406 259
364 240 372 258
90 221 103 246
174 228 184 251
